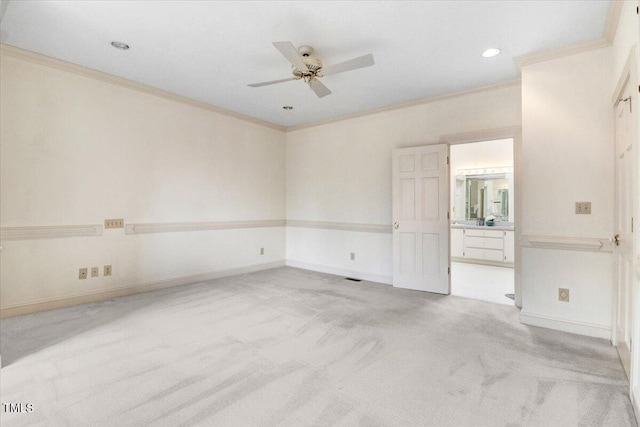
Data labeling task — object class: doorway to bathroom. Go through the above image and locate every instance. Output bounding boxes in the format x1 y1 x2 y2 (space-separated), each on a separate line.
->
449 138 515 305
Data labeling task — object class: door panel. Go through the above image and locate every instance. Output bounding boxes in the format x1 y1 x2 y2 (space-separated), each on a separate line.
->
422 177 440 220
422 233 440 276
614 74 637 380
392 145 450 294
400 232 416 274
401 179 416 220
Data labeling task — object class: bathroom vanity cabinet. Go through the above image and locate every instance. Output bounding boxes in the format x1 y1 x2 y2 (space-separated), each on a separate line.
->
451 225 514 267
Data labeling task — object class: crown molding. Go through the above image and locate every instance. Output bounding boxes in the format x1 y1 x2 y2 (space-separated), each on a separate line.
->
514 38 611 69
604 0 624 43
285 79 522 132
0 43 286 132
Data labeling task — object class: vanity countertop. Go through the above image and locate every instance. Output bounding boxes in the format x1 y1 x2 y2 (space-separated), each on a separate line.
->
451 223 514 231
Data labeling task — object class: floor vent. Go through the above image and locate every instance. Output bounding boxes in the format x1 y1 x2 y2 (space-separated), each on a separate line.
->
345 277 362 282
505 293 515 300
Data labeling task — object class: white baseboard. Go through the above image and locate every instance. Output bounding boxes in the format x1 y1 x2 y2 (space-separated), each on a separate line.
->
520 311 611 339
0 261 285 318
286 260 392 285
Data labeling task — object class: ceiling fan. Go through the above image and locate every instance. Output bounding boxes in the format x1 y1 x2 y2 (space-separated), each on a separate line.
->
248 41 375 98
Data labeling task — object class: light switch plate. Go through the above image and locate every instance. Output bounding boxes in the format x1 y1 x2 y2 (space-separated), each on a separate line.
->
79 268 88 280
104 218 124 229
104 265 112 276
575 202 591 214
91 267 99 277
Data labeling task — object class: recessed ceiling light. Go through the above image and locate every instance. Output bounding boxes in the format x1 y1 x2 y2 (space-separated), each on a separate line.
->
482 48 500 58
282 106 293 110
111 41 130 50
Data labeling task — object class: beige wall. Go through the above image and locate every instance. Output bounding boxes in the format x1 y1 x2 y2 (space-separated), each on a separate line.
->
286 84 521 282
610 0 640 412
520 46 614 337
0 53 287 312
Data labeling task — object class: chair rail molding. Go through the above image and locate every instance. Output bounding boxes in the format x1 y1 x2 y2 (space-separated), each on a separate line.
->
286 220 392 234
125 219 286 235
1 225 103 240
521 234 613 253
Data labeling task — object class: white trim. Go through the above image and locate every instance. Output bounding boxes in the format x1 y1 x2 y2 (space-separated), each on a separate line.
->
442 129 523 308
1 224 102 240
514 38 610 69
439 126 521 145
612 47 637 105
521 234 613 253
125 219 285 235
285 80 521 132
520 311 611 340
0 261 285 318
286 259 392 285
604 0 624 43
451 257 514 268
0 44 285 132
286 220 391 234
633 386 639 426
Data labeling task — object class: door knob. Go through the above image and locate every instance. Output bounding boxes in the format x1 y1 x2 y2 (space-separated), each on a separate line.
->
614 234 620 246
394 222 400 229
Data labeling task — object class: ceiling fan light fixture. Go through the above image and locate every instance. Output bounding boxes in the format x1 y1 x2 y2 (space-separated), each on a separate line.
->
111 41 130 50
481 48 500 58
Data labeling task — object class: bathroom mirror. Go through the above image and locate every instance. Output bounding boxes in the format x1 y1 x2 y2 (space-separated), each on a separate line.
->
453 173 513 222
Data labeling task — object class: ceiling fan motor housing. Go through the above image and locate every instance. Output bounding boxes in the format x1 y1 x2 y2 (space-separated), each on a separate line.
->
290 45 323 77
292 56 323 77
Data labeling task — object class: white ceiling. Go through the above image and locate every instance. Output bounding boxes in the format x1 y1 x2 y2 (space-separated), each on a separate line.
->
0 1 611 128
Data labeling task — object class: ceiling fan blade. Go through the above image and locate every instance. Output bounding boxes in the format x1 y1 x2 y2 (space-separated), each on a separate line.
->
273 41 309 73
322 54 375 76
248 77 297 87
309 78 332 98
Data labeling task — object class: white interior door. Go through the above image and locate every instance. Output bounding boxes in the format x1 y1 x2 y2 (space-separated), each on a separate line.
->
392 144 450 294
613 75 637 380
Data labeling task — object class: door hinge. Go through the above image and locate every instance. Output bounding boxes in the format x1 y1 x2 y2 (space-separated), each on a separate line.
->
446 156 449 165
448 267 450 274
632 217 634 232
447 211 450 219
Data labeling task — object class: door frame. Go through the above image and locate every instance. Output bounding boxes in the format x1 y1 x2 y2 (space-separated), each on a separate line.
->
439 127 523 308
611 47 640 407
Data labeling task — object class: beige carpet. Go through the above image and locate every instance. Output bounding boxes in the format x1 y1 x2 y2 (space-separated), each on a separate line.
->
1 267 636 426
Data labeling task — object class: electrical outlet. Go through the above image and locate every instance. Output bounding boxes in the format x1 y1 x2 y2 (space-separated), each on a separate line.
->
91 267 99 277
558 288 570 302
350 252 356 261
79 268 88 280
104 265 112 276
260 247 264 255
575 202 591 215
104 218 124 229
